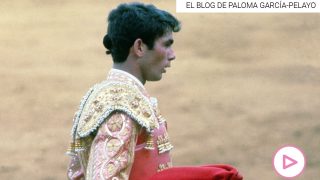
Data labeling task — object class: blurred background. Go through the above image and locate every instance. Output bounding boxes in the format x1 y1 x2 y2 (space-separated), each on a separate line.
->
1 0 319 179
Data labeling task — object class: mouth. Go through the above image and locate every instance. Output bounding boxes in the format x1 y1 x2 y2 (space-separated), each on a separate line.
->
162 68 167 73
163 64 170 73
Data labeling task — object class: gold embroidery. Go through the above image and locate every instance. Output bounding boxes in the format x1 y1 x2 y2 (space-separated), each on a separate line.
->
106 139 122 156
119 125 130 137
157 162 172 172
150 98 166 125
107 114 124 132
157 114 166 124
102 162 118 177
83 113 93 123
145 134 155 150
76 83 159 138
157 132 173 154
116 150 130 169
142 108 152 118
130 96 141 109
69 69 157 179
66 139 87 154
92 113 136 179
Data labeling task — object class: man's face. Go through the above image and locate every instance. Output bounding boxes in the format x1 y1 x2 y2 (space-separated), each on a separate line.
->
139 32 176 82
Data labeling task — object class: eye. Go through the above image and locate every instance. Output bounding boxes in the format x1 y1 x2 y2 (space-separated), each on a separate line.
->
164 42 172 48
163 39 174 48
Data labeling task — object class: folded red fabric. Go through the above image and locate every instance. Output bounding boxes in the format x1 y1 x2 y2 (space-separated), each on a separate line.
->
149 164 243 180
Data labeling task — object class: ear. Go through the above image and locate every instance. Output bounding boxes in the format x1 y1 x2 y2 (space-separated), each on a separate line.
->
133 38 146 57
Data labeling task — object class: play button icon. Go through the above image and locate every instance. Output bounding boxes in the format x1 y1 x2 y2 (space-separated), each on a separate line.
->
283 154 298 169
273 145 305 178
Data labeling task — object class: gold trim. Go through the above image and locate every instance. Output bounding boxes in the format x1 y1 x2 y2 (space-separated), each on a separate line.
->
157 162 172 172
76 82 158 138
157 132 174 154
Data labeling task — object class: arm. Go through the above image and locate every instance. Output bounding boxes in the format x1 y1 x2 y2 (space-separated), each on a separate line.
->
86 112 139 180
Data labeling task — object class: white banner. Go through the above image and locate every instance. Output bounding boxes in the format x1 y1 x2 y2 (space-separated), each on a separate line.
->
176 0 320 13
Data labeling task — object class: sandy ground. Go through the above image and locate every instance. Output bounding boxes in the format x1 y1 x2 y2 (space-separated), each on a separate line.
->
1 0 319 179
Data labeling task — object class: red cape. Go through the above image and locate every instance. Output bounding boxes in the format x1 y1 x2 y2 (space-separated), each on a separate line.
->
149 164 243 180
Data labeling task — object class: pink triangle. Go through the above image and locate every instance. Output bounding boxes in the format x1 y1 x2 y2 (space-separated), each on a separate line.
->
283 154 298 169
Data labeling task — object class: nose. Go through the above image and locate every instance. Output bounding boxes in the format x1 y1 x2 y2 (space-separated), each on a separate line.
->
168 48 175 61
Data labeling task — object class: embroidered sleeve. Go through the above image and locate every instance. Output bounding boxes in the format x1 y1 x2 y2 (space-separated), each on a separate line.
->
86 112 139 180
67 154 85 180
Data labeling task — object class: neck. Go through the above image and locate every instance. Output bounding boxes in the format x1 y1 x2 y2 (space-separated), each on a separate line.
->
113 62 146 85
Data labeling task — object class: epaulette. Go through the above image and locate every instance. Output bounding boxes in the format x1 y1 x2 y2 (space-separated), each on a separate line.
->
72 82 158 139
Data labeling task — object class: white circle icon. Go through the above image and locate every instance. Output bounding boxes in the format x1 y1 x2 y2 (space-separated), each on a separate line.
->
273 145 305 178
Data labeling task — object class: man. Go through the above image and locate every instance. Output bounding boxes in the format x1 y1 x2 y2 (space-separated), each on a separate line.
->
67 2 242 180
67 3 179 180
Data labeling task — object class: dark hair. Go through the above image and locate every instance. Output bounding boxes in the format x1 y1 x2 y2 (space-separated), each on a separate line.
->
103 2 181 63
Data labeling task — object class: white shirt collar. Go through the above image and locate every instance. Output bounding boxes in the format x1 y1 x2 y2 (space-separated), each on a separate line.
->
110 68 145 89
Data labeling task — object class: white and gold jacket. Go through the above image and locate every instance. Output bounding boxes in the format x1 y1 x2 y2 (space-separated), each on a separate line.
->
66 69 173 180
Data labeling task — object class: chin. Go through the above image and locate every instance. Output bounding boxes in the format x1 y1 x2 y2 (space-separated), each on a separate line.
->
148 75 162 81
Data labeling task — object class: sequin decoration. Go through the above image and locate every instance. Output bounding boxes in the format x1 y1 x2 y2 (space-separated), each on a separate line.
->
101 162 118 178
106 138 123 157
157 114 166 125
157 162 172 172
107 114 124 132
157 132 173 154
87 112 137 179
76 82 159 138
117 151 129 168
144 134 155 150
